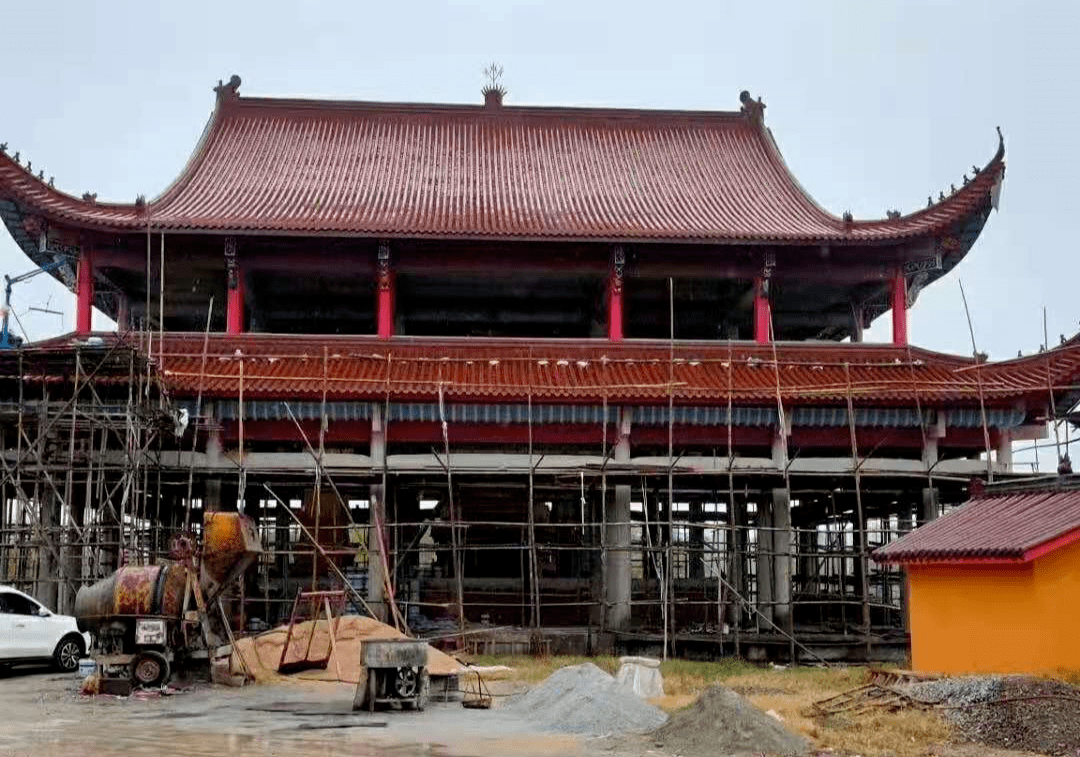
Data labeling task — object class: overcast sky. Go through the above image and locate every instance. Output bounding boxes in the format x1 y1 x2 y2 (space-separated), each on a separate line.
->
1 2 1076 359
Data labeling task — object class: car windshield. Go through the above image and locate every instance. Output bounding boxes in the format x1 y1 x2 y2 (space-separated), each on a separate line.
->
0 592 41 616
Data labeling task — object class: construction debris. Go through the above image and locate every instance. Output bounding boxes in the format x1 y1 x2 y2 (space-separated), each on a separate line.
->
653 684 810 757
810 681 930 717
230 615 462 684
904 675 1080 754
504 663 668 736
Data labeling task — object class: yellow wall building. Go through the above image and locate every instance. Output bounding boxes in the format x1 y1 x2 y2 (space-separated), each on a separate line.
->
876 483 1080 675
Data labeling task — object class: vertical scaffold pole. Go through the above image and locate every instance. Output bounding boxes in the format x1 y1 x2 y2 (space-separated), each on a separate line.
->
844 363 872 656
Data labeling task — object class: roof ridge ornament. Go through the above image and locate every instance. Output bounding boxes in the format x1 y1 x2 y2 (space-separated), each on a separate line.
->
481 62 506 108
214 74 242 101
739 90 765 124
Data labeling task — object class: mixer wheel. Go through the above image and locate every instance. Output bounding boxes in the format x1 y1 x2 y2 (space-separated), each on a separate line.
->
132 651 170 687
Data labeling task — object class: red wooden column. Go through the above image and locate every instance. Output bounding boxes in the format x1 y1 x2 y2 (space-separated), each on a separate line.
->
225 236 244 334
376 242 394 339
753 276 771 344
891 270 908 346
75 249 94 334
608 246 625 341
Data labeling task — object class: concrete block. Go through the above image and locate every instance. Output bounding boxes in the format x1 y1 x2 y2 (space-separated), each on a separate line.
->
615 656 664 698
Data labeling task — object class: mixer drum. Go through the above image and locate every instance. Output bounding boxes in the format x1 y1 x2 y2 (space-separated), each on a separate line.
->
74 563 189 634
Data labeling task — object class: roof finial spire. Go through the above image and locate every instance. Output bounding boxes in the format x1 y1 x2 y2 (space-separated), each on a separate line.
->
482 62 506 108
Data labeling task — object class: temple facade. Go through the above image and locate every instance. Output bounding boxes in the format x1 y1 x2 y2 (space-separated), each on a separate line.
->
1 76 1074 660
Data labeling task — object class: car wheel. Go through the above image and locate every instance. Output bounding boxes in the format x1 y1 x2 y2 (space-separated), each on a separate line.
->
53 635 84 672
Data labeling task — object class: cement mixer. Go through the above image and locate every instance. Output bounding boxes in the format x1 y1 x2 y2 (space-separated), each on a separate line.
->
75 511 261 688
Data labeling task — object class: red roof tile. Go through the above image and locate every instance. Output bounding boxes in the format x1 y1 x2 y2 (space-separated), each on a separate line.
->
74 332 1079 406
0 90 1004 243
875 484 1080 563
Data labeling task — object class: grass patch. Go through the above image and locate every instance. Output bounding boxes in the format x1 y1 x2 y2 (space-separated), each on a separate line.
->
468 654 620 683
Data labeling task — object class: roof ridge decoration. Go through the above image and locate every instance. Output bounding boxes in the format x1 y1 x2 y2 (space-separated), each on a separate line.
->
213 74 242 102
738 90 765 125
481 63 506 108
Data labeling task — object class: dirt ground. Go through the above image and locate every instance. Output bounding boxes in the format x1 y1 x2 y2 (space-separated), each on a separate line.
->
0 665 637 757
0 661 1056 757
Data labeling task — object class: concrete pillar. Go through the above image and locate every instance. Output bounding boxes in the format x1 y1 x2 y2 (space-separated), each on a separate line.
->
726 496 747 628
368 483 387 622
688 500 705 580
75 250 94 334
753 277 771 344
755 498 774 627
922 436 939 469
605 408 632 630
850 303 864 343
377 242 395 339
608 246 625 341
771 488 792 629
60 484 86 615
368 404 387 621
919 487 939 526
996 432 1013 471
116 295 130 332
37 488 59 609
771 429 788 470
901 504 915 633
891 271 908 346
797 527 816 598
205 413 224 512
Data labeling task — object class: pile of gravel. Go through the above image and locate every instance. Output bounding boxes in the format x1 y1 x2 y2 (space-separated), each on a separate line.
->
653 685 809 757
504 663 668 736
906 675 1080 754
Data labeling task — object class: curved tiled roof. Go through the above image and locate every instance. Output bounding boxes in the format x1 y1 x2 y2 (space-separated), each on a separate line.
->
41 332 1073 405
0 87 1005 243
875 484 1080 563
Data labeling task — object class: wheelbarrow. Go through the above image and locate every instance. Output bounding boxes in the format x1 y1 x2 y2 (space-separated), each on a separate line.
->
352 639 430 712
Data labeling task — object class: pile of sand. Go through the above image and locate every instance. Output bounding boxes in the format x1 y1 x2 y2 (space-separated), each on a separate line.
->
231 614 462 684
653 685 809 757
505 662 668 736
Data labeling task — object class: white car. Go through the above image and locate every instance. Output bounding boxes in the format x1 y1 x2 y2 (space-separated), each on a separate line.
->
0 585 91 672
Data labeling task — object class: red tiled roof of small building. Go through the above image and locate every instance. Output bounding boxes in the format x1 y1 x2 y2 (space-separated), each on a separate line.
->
875 482 1080 564
0 86 1004 242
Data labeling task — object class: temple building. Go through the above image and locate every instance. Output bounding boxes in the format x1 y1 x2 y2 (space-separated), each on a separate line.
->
1 76 1076 660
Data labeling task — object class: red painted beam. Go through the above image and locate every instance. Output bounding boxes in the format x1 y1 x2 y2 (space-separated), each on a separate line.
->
891 271 907 346
75 250 94 334
753 277 771 344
